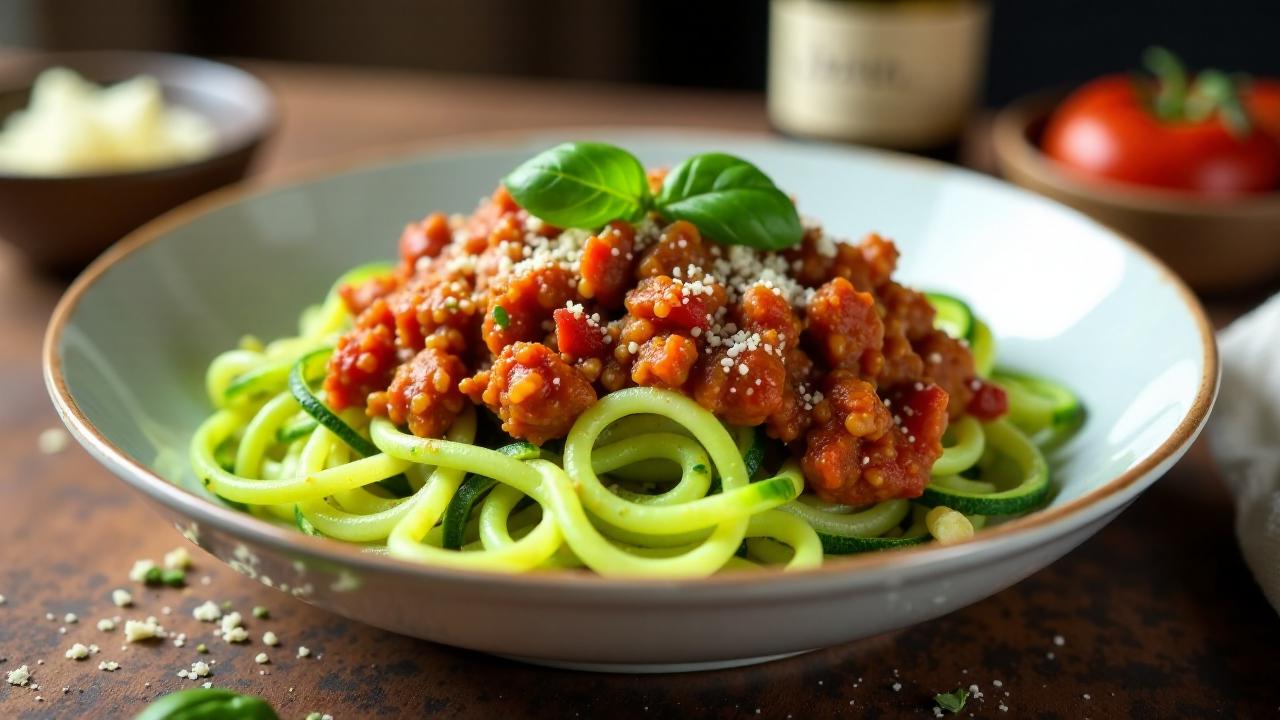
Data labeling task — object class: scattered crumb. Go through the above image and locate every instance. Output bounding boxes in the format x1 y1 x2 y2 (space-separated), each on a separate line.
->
88 645 99 654
892 682 902 692
38 427 69 454
0 594 6 605
58 626 67 635
97 618 116 632
254 653 269 664
45 612 54 621
189 661 210 679
192 601 222 622
111 589 133 608
128 559 156 583
6 665 31 686
195 643 208 654
97 661 119 672
224 627 248 643
297 646 311 659
252 606 269 619
199 576 212 586
1046 652 1056 660
173 633 187 648
161 606 172 616
63 613 78 624
64 644 90 660
1083 693 1091 700
262 631 279 646
124 617 166 642
219 612 243 634
163 547 192 570
1053 635 1065 647
992 680 1003 688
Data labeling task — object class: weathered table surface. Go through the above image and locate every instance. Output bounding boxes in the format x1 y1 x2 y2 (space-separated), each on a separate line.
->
1 59 1277 720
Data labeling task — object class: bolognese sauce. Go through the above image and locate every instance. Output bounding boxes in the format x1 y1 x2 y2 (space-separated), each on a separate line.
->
324 183 1005 506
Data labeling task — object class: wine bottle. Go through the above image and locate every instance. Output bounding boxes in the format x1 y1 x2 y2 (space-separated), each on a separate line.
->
768 0 990 153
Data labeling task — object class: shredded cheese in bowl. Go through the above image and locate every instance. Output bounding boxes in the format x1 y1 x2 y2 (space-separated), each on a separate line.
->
0 67 218 176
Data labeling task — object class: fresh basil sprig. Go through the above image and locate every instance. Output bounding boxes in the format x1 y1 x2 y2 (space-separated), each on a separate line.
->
503 142 802 250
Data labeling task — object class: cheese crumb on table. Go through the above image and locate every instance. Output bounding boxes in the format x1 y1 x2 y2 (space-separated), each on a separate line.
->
163 547 192 570
111 589 133 607
296 646 311 658
63 613 77 624
218 611 243 634
127 559 156 583
124 617 166 642
262 631 279 646
6 665 30 686
97 661 119 672
0 594 6 605
254 653 269 664
37 428 69 454
96 618 115 632
64 644 89 660
192 601 221 622
189 661 210 678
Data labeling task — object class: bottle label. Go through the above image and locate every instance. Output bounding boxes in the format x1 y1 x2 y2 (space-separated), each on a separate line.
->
768 0 989 148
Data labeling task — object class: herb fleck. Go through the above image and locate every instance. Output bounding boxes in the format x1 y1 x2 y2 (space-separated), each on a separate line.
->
493 306 510 329
934 687 970 714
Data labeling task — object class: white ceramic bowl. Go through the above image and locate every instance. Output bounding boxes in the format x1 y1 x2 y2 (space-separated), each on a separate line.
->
44 130 1217 671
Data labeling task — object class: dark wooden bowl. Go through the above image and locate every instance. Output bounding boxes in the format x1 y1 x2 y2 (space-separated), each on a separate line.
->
993 91 1280 293
0 52 275 274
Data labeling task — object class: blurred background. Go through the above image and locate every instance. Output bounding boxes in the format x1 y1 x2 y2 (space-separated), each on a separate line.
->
3 0 1279 105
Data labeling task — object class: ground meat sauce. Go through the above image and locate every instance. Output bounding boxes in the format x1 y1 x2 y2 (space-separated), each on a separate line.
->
324 185 1004 504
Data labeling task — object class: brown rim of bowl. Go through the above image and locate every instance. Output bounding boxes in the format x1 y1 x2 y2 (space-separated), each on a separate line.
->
42 127 1220 592
0 50 278 183
992 90 1280 217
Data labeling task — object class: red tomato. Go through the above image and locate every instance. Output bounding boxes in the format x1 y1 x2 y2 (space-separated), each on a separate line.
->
1042 75 1280 195
1247 79 1280 141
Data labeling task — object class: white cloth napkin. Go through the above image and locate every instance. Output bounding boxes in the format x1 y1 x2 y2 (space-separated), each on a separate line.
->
1210 292 1280 615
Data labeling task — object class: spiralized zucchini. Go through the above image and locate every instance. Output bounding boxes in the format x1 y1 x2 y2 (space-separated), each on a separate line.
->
189 277 1080 576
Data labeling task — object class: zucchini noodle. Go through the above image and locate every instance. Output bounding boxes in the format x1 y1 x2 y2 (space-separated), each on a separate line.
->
189 274 1082 577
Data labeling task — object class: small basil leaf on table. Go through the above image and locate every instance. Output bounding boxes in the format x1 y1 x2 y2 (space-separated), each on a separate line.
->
134 687 280 720
655 152 803 251
503 141 650 229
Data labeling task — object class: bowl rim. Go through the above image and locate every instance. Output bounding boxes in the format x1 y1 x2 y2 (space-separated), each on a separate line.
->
42 127 1220 592
0 49 277 182
992 88 1280 216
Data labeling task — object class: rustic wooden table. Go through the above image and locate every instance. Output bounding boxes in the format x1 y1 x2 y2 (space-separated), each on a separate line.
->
1 60 1278 720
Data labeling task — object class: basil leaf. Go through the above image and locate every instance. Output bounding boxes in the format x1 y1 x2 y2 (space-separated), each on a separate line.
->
655 152 802 251
134 688 280 720
933 687 970 714
503 142 650 229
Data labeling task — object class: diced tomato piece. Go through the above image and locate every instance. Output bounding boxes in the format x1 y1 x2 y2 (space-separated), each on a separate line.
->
399 212 452 271
554 308 606 359
624 276 710 333
967 379 1009 421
